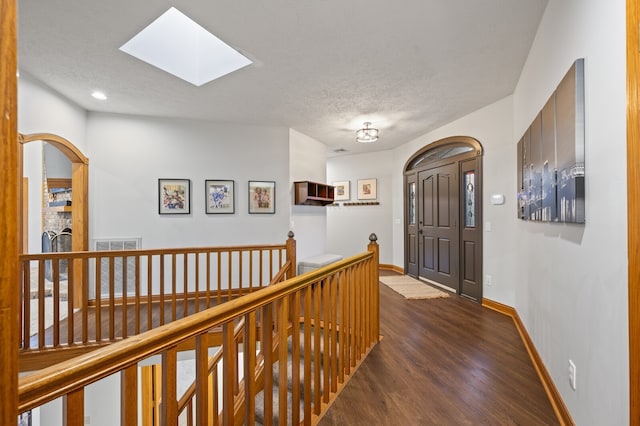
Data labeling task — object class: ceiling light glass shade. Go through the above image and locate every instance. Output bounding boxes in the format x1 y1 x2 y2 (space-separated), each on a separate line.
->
356 122 379 143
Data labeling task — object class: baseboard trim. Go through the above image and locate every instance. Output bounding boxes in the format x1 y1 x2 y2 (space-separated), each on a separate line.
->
379 264 404 274
482 298 575 426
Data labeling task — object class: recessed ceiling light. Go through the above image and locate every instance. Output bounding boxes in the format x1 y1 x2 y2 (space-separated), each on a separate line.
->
119 7 252 87
91 91 107 100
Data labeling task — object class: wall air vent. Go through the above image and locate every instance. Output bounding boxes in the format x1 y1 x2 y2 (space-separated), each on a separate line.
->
91 237 141 297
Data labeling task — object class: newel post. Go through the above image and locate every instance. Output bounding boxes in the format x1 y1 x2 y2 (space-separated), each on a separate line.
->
286 231 296 279
0 1 19 424
367 233 380 338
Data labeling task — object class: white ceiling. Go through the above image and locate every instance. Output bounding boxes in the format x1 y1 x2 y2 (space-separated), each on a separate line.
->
17 1 547 156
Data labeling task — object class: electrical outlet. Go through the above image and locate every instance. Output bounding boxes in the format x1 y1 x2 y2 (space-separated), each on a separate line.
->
568 360 577 390
485 275 492 286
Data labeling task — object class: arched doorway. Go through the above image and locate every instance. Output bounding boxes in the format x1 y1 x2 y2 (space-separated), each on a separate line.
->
404 136 483 302
18 132 89 255
19 133 89 307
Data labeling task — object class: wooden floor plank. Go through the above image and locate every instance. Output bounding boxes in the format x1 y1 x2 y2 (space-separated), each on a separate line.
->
319 271 559 425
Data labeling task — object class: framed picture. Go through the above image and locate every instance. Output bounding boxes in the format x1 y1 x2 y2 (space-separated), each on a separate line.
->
357 178 377 200
249 181 276 214
205 180 234 214
158 178 191 214
333 180 350 201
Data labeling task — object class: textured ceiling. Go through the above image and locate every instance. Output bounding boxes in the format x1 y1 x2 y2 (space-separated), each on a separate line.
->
17 0 547 156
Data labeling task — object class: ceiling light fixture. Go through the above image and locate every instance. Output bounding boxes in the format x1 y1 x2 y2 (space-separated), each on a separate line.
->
356 122 379 143
91 91 107 100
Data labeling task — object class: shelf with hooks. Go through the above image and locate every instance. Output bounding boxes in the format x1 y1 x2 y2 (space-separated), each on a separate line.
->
294 181 335 206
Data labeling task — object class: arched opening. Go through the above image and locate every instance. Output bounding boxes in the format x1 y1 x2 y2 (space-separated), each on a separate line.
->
19 133 89 306
404 136 483 302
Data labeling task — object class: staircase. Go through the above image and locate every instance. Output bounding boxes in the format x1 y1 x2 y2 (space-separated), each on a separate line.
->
255 327 330 425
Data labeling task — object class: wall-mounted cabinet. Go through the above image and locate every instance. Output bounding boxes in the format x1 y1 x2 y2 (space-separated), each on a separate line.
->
294 181 335 206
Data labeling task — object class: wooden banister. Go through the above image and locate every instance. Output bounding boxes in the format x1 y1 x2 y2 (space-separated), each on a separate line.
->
19 239 294 366
18 235 380 425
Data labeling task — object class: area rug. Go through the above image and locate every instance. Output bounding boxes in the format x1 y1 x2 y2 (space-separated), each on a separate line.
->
379 275 450 300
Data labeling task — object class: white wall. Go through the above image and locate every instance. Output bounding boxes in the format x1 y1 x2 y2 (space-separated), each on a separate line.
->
18 73 88 253
18 73 88 147
289 129 328 262
327 151 393 264
512 0 628 424
86 113 291 248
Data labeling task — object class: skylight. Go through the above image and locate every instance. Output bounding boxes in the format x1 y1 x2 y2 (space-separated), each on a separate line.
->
119 7 252 87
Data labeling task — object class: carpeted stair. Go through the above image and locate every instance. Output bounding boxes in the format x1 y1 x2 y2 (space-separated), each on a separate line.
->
254 329 329 425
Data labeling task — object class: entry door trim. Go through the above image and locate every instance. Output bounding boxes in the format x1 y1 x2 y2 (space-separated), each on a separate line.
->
404 136 483 302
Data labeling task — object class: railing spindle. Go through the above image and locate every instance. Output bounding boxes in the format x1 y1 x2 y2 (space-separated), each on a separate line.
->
147 255 153 331
290 292 301 425
195 334 209 425
227 251 232 302
222 321 235 425
38 259 45 349
243 311 257 425
322 277 330 403
217 251 222 305
95 257 101 342
171 253 177 322
211 367 219 426
206 252 211 309
67 257 74 346
161 347 178 425
269 249 273 284
135 255 140 335
109 256 115 340
82 258 88 344
183 253 188 317
63 388 84 426
160 255 165 326
122 255 128 339
121 364 137 424
53 259 60 347
194 253 200 313
313 281 322 414
22 262 30 349
303 286 312 420
238 250 243 297
330 273 339 393
259 250 264 288
278 297 289 424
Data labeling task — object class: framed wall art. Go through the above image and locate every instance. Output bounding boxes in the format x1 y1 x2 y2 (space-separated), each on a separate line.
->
333 180 350 201
357 178 377 200
205 180 234 214
158 178 191 214
249 181 276 214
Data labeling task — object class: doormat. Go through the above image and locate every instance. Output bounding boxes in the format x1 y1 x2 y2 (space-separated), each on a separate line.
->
379 275 450 300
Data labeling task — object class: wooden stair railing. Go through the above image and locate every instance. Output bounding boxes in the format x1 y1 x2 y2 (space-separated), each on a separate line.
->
19 233 296 370
18 235 380 426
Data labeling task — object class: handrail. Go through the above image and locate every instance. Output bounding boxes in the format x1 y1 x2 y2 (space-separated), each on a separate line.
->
18 239 380 425
19 237 294 364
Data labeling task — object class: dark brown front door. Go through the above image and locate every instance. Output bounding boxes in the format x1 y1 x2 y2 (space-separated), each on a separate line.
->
418 163 459 291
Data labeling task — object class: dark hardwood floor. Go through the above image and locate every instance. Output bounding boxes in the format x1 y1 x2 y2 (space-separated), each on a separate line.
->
319 271 559 426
